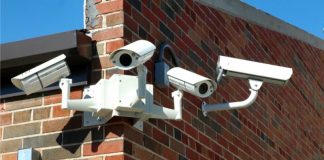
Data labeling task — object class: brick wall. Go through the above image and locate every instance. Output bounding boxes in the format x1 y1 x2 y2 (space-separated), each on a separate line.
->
1 0 323 160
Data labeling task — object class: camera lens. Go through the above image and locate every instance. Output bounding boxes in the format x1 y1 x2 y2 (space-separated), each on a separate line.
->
199 83 208 94
120 54 132 66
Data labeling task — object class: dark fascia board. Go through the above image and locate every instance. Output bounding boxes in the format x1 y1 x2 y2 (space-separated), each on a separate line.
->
0 30 93 99
0 30 93 69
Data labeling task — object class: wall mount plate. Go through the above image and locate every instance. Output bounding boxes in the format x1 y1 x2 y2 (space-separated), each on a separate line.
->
133 119 144 131
82 75 153 127
82 86 113 126
83 111 112 126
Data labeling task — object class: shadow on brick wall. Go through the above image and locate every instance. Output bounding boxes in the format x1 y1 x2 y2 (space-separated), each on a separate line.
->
55 112 132 154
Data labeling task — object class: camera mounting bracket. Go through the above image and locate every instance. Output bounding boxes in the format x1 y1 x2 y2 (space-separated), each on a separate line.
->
202 79 263 116
60 74 183 127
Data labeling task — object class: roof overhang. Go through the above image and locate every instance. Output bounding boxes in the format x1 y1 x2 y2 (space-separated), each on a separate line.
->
0 30 93 99
1 30 92 70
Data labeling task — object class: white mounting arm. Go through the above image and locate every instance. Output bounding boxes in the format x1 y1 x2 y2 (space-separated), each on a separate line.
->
59 78 98 112
130 65 148 107
60 69 184 127
172 90 183 119
150 90 183 120
202 79 263 116
137 64 147 98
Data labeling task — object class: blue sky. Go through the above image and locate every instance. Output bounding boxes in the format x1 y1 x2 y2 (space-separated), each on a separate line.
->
0 0 84 43
0 0 323 44
242 0 324 39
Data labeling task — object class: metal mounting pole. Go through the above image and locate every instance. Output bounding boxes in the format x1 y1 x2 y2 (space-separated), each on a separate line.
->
59 78 97 112
202 79 263 116
137 64 147 98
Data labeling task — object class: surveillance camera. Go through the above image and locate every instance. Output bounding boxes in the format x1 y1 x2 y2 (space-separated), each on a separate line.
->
110 40 156 70
167 67 217 98
11 54 70 95
217 56 293 85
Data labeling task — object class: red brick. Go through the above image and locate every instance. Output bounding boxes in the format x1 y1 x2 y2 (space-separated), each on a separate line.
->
44 89 82 105
0 102 5 112
132 144 155 160
247 138 263 156
216 135 228 149
123 125 143 145
153 127 169 146
105 124 124 139
2 153 17 160
1 1 324 160
198 132 210 147
162 147 177 160
87 16 103 29
83 140 123 156
131 8 150 31
44 92 62 105
96 0 123 14
0 113 12 126
92 56 114 69
123 0 131 15
151 1 166 22
170 138 185 155
4 97 42 111
53 105 70 117
106 11 124 27
13 110 31 123
223 149 234 160
0 140 21 154
228 143 238 155
186 147 199 160
92 27 124 41
188 137 196 149
42 146 81 159
105 154 132 160
80 156 103 160
143 123 152 138
184 123 198 139
42 116 82 133
70 89 83 99
181 133 189 145
124 14 138 33
3 122 40 139
33 107 51 120
142 5 159 27
106 39 124 53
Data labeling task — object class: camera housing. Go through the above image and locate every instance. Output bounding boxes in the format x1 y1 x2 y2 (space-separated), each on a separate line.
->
110 40 156 70
202 56 293 116
167 67 216 98
217 56 293 85
11 54 70 95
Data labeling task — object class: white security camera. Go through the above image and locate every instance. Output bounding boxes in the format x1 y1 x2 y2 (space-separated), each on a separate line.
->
11 54 70 95
167 67 217 98
202 55 293 116
216 56 293 85
110 40 156 70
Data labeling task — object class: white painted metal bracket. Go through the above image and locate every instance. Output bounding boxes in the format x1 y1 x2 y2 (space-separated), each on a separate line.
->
82 86 113 126
60 73 184 127
202 79 263 116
